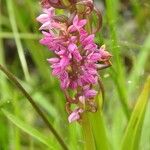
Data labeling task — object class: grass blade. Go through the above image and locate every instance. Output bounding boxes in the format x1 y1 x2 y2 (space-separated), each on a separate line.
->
1 108 55 149
12 1 54 83
89 92 110 150
105 0 130 118
121 76 150 150
6 0 30 81
128 34 150 96
0 32 41 39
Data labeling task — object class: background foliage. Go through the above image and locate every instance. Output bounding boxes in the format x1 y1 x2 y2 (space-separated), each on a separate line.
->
0 0 150 150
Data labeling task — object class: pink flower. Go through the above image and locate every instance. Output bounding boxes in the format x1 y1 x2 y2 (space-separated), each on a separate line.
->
81 34 97 52
87 52 101 62
84 89 97 99
81 34 95 46
69 80 78 89
68 43 82 62
60 71 70 89
47 58 59 64
68 108 84 123
36 8 55 30
68 15 87 32
99 45 112 61
51 56 70 76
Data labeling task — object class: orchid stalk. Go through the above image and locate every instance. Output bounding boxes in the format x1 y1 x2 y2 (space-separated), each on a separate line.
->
37 0 111 149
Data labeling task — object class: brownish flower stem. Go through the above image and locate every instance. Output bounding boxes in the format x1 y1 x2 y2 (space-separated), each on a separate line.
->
0 64 68 150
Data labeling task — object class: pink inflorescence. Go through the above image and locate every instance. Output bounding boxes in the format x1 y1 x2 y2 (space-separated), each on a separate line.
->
37 1 111 123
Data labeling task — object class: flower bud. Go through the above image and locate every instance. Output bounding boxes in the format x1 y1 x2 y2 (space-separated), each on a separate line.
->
40 0 50 8
76 0 94 14
52 15 69 23
41 0 66 9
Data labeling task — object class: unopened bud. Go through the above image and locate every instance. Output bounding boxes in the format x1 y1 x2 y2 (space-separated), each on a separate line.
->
61 0 71 7
52 15 69 23
76 0 94 14
41 0 66 9
40 0 50 8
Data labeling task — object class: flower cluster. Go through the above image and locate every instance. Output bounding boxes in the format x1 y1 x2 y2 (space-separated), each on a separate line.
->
37 0 111 123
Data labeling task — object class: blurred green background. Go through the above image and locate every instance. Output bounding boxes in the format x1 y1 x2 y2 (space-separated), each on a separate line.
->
0 0 150 150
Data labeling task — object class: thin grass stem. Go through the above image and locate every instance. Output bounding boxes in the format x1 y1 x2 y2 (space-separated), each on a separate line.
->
6 0 30 81
0 32 42 39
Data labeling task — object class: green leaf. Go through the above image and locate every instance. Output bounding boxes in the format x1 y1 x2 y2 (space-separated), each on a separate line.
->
121 76 150 150
89 93 110 150
1 109 55 149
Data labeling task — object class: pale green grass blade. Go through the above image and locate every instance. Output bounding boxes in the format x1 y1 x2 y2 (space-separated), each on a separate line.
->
0 32 41 39
139 102 150 150
89 93 110 150
0 3 11 149
128 34 150 96
12 1 54 83
0 0 10 100
105 0 130 118
6 0 30 81
1 108 55 149
121 76 150 150
12 92 21 150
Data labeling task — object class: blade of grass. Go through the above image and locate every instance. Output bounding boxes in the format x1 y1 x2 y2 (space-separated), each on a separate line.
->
1 108 55 149
6 0 30 81
128 34 150 97
12 0 54 84
0 2 11 149
121 76 150 150
139 102 150 150
105 0 130 119
89 92 110 150
13 92 21 150
0 32 41 39
0 0 10 100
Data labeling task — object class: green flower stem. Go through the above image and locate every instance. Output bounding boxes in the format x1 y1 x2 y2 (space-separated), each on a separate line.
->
0 64 68 150
82 112 96 150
